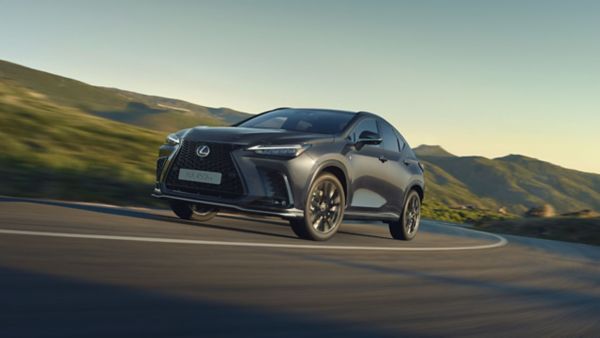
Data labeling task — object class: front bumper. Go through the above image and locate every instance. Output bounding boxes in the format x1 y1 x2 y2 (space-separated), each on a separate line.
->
153 139 314 219
152 188 304 218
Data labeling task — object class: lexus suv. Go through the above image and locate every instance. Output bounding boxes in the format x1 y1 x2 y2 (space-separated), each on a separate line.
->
153 108 425 241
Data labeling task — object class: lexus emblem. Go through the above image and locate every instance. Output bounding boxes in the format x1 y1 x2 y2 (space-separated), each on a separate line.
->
196 145 210 158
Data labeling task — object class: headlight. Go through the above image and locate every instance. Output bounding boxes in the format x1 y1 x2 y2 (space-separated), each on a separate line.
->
165 133 180 146
247 144 311 157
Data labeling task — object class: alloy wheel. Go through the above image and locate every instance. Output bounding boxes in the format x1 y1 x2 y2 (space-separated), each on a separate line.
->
307 180 343 234
404 193 421 235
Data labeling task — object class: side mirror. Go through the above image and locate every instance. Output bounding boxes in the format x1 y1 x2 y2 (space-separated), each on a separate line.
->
355 130 382 149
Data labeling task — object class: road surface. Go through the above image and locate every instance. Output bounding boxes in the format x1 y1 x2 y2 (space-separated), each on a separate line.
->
0 196 599 337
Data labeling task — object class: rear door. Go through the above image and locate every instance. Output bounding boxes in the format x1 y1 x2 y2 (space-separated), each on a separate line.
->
377 120 411 214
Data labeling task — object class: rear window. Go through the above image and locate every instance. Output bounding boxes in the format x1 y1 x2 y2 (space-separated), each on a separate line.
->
238 109 355 134
380 121 401 152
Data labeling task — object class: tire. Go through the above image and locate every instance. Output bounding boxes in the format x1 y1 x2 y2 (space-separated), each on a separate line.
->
289 219 310 239
289 173 345 241
169 200 218 222
388 190 421 240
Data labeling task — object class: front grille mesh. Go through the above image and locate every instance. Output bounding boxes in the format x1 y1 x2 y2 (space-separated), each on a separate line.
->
165 141 244 198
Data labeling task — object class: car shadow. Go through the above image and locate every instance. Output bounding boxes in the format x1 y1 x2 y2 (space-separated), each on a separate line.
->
0 266 412 338
0 196 297 240
338 230 391 240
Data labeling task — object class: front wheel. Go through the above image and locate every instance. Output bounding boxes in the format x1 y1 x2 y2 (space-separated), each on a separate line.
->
169 200 218 222
388 190 421 240
290 173 345 241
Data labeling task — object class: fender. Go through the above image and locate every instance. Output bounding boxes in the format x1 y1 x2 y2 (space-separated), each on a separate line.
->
304 158 351 208
401 178 426 209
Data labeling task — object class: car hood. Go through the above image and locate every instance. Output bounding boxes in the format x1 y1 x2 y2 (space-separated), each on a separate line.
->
183 127 334 145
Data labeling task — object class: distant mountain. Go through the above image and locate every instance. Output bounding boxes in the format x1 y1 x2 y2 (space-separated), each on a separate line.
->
412 145 455 157
0 59 251 132
414 145 600 214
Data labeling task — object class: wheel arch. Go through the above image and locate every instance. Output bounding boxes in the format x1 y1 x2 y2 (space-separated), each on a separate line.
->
410 184 424 202
402 180 425 209
307 160 350 207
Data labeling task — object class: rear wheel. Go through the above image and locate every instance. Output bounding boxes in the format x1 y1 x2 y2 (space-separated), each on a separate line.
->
290 173 345 241
169 200 218 222
388 190 421 240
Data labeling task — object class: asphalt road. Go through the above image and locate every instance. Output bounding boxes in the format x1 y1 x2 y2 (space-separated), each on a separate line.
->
0 196 599 337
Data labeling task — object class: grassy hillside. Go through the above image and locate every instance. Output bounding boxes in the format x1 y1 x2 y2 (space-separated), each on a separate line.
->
416 145 600 216
0 79 163 206
0 59 250 132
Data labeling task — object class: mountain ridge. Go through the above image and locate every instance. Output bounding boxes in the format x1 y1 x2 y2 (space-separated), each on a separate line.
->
0 59 251 131
412 144 456 157
414 145 600 214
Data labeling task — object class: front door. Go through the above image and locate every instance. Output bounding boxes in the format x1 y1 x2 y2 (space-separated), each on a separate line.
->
346 118 393 214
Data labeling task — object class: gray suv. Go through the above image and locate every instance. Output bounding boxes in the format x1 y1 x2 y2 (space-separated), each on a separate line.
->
153 108 425 241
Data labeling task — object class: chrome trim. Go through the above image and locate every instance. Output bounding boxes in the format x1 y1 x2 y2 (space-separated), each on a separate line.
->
281 173 295 206
159 145 181 182
152 190 304 218
248 144 305 150
166 133 180 145
195 144 210 158
160 129 196 182
159 136 186 182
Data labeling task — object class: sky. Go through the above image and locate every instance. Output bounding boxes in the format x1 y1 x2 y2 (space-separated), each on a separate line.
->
1 0 599 173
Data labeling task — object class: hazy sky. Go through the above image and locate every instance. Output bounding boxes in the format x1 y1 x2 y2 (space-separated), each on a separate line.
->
1 0 599 173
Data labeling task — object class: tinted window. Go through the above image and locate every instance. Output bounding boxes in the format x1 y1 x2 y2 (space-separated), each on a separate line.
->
380 121 401 152
350 118 379 144
396 133 406 151
238 109 355 134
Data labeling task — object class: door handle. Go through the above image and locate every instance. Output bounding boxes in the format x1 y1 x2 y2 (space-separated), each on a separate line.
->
379 155 388 163
403 160 411 166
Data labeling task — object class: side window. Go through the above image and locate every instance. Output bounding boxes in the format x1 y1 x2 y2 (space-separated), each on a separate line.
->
380 121 401 152
396 132 406 151
350 118 379 144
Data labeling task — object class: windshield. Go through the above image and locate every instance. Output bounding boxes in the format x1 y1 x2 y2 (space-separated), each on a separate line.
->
238 109 356 134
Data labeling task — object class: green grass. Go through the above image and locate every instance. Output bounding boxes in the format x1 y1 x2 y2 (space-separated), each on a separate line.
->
421 201 514 224
0 80 164 206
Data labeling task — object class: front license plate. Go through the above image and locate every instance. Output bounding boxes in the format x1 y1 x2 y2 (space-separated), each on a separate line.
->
178 168 222 185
